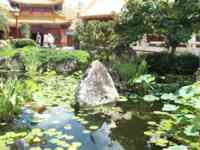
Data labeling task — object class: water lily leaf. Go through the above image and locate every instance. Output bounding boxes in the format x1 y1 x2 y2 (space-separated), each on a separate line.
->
154 138 168 147
80 120 89 125
184 125 199 137
55 147 64 150
119 96 128 102
164 145 188 150
71 142 82 147
178 85 199 99
30 147 42 150
83 130 91 134
64 135 74 140
185 114 195 119
133 74 155 84
64 124 72 130
143 95 159 102
161 93 177 101
162 104 179 112
147 121 158 126
89 125 98 130
190 98 200 109
128 93 138 99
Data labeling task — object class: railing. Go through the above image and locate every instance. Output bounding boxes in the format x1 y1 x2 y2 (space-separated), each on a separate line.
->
138 34 200 48
20 11 53 16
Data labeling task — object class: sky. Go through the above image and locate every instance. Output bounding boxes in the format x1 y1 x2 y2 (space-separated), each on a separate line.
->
0 0 91 8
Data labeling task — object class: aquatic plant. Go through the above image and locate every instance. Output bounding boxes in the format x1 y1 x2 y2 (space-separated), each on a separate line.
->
129 74 156 95
145 81 200 149
0 79 22 122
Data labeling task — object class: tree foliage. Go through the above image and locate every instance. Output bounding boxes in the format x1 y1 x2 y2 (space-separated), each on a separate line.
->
20 24 31 38
116 0 200 54
75 20 118 62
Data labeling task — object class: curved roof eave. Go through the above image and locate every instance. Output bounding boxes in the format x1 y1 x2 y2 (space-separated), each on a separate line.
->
10 0 64 6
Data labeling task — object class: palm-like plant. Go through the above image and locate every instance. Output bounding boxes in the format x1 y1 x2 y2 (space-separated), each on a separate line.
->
0 79 21 122
0 13 9 39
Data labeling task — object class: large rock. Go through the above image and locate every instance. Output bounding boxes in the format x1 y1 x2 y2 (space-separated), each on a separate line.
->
76 60 119 106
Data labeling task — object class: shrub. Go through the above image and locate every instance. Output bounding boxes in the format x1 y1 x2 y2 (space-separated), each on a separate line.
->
75 20 118 62
16 47 91 74
11 39 37 48
0 79 21 122
0 46 91 76
38 49 90 68
146 52 199 75
0 49 17 58
112 59 148 81
113 63 137 81
20 24 30 38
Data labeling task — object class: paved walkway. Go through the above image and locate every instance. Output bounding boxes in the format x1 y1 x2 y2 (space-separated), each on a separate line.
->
133 46 200 56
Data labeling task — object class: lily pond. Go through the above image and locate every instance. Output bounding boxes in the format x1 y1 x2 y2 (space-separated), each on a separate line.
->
0 68 195 150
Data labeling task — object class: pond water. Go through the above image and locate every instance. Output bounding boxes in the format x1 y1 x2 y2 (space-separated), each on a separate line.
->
9 101 161 150
1 73 194 150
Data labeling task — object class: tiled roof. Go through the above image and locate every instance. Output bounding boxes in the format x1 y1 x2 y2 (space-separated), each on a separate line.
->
10 0 64 6
81 0 126 19
11 13 70 25
0 3 70 26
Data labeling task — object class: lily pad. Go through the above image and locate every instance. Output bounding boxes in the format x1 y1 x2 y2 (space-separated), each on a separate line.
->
164 145 188 150
143 95 159 102
162 104 179 112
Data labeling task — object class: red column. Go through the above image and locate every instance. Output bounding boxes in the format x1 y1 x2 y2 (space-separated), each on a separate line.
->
29 6 33 15
19 4 22 15
16 16 19 38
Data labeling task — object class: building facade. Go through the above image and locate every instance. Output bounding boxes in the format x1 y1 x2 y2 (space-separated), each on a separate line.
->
80 0 200 52
80 0 126 21
8 0 73 47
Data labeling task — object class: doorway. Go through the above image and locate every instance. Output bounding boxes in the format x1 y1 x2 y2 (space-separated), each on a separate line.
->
31 32 44 46
0 31 5 39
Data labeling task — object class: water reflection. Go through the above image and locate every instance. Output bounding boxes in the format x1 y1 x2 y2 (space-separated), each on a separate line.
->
18 107 125 150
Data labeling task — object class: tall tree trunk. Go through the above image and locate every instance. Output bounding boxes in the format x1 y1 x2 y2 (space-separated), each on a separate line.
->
168 46 177 72
170 46 176 56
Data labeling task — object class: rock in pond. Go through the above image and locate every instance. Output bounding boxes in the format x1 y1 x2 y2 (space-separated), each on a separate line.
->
76 60 119 106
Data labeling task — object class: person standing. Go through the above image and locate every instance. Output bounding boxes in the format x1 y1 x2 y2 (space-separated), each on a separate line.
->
36 32 42 46
43 34 49 48
48 33 55 48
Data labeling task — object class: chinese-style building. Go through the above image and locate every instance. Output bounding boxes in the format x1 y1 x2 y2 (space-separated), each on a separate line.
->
7 0 73 46
80 0 126 21
80 0 200 50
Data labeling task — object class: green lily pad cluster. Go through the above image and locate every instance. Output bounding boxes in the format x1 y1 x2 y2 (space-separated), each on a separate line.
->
25 128 44 145
0 131 27 146
145 81 200 149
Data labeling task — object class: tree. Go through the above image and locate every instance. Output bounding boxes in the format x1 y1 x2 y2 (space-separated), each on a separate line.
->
20 24 30 38
75 20 118 62
116 0 200 55
0 13 9 39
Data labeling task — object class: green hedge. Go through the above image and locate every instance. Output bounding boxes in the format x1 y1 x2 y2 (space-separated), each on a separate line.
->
11 39 37 48
37 49 90 67
112 59 147 81
146 52 199 75
112 63 137 81
18 47 91 73
0 46 91 75
0 49 17 57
